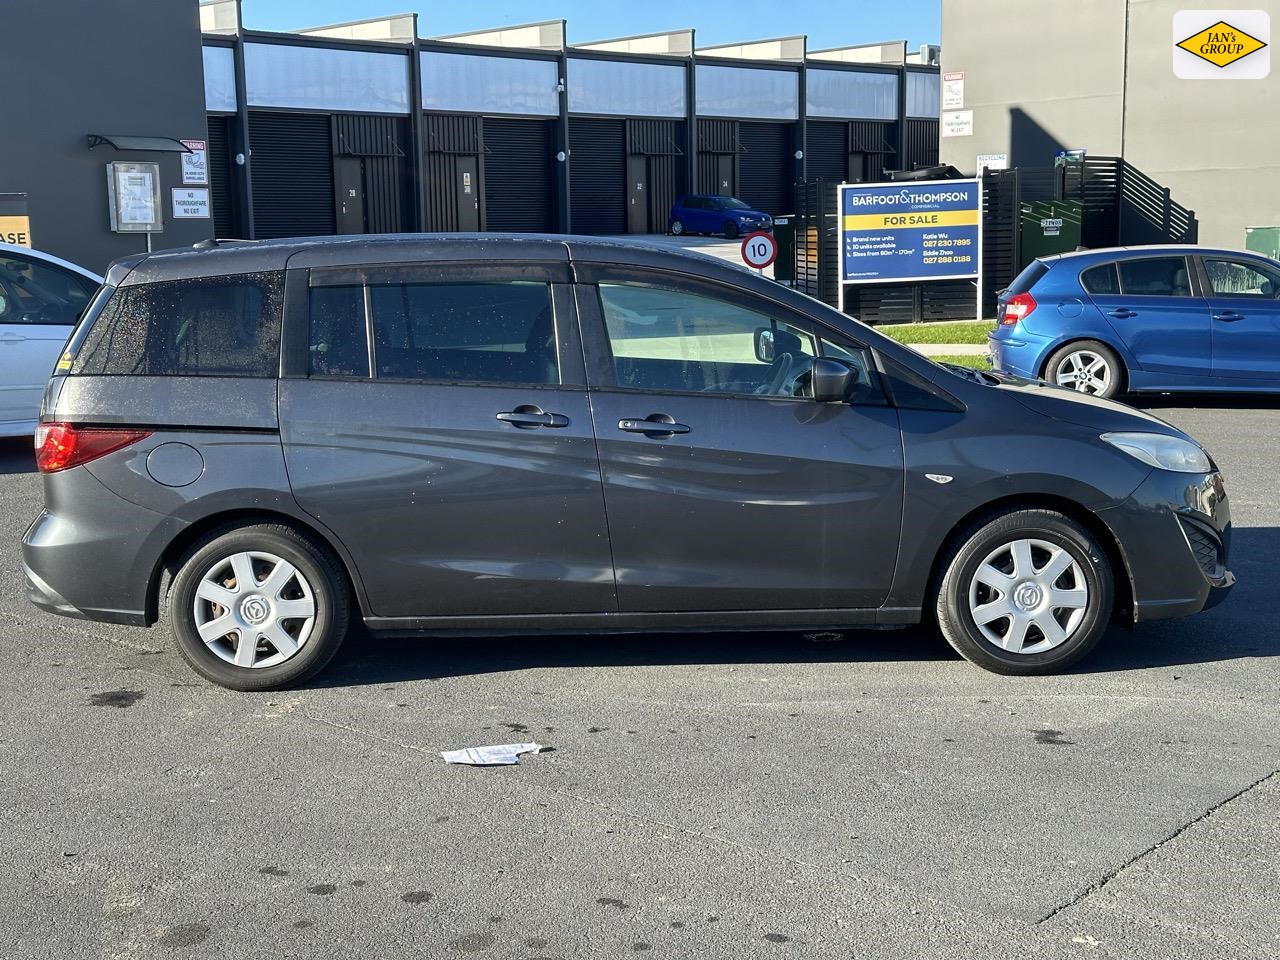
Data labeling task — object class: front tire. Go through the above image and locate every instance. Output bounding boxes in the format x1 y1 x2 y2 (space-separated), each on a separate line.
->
934 509 1113 675
1045 340 1123 399
168 523 350 691
723 221 739 240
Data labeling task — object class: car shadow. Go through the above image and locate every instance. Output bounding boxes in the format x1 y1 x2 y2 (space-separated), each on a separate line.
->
0 437 36 475
1130 393 1280 411
306 527 1278 688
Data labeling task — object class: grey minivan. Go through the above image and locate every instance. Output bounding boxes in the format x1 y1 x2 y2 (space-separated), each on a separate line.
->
23 236 1233 690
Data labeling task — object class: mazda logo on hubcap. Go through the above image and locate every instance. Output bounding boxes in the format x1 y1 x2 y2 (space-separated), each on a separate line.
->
1014 583 1042 610
240 596 270 624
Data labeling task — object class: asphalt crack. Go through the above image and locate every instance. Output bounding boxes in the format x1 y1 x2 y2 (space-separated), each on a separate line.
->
1038 768 1280 923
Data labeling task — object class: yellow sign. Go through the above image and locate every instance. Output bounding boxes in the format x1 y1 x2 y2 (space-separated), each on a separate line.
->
1176 21 1268 68
0 215 31 247
843 210 981 232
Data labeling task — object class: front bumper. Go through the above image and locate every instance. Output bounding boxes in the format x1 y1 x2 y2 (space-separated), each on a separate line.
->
1098 469 1234 622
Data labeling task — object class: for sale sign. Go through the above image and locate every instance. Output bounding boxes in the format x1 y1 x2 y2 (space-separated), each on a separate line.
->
839 180 981 284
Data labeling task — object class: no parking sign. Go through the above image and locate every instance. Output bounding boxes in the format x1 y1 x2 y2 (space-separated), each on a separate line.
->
740 231 777 271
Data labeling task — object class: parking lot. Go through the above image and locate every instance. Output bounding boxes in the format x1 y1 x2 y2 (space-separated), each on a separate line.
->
0 395 1275 959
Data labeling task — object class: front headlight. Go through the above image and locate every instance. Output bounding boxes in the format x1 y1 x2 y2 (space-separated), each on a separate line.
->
1101 432 1212 473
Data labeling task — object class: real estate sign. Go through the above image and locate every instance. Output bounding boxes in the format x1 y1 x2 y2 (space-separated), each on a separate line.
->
839 180 981 284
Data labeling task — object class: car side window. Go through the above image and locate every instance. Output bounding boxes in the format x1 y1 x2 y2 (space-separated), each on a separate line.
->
684 198 703 211
1116 257 1193 297
72 272 283 377
367 280 558 386
0 255 95 326
1080 263 1120 295
308 285 368 378
1204 259 1280 298
597 282 817 398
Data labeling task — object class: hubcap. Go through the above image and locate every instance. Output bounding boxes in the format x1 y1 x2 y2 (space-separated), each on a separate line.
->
967 538 1089 655
193 551 316 669
1055 351 1112 395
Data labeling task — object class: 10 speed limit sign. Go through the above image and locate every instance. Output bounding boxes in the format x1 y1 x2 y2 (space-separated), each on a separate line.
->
740 231 777 270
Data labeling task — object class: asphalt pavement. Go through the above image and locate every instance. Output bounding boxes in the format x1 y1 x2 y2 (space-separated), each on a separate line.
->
1 397 1277 959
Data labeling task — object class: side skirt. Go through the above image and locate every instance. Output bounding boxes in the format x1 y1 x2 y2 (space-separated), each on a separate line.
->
364 607 923 637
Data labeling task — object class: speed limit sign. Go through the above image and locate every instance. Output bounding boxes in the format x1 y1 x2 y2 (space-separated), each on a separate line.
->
740 230 777 270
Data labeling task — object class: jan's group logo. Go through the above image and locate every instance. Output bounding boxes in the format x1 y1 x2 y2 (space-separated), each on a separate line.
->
1173 10 1269 78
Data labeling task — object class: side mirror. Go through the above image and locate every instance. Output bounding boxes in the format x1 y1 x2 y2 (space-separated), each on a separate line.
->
754 327 776 363
811 357 854 403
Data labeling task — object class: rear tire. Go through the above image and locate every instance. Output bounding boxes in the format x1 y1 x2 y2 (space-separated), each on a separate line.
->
934 509 1113 675
723 221 739 240
168 524 350 691
1045 340 1124 399
670 220 685 236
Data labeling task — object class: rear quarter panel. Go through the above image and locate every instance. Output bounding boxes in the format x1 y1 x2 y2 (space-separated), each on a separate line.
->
1017 262 1141 376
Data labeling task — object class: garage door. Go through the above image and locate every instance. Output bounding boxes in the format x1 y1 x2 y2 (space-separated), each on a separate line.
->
484 118 555 232
738 122 792 216
805 121 847 184
569 118 625 235
248 112 335 239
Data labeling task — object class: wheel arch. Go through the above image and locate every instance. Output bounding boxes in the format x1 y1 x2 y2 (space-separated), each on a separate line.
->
144 508 368 627
924 493 1135 628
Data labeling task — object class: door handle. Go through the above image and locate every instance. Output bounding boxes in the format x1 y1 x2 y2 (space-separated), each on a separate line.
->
495 405 569 429
618 413 690 438
1213 311 1245 322
1106 309 1137 319
0 332 26 343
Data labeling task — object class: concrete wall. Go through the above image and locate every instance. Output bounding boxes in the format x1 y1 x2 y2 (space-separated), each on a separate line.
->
1123 0 1280 248
0 0 211 272
938 0 1125 172
939 0 1280 249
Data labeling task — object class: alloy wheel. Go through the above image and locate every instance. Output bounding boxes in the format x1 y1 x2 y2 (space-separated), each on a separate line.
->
1055 350 1112 394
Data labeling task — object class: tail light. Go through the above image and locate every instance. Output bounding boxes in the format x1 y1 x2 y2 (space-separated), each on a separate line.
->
35 422 152 473
1000 292 1038 325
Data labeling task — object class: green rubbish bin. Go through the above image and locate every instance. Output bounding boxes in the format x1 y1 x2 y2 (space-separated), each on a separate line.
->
772 215 795 283
1245 226 1280 260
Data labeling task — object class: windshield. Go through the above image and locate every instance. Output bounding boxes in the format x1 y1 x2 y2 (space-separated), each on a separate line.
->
718 197 750 211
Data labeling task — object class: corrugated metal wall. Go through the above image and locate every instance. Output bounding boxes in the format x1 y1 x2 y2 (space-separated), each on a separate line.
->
424 114 483 232
483 118 555 232
697 118 737 196
248 112 335 238
569 117 626 235
205 114 237 238
738 122 792 215
334 114 411 233
903 119 939 171
849 120 897 179
628 120 686 232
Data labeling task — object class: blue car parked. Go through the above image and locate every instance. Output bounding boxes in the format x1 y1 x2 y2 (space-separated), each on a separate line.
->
668 194 772 239
990 246 1280 398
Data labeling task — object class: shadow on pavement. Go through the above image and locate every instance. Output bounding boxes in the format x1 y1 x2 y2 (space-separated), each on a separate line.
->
308 527 1277 687
0 437 35 475
1130 393 1280 411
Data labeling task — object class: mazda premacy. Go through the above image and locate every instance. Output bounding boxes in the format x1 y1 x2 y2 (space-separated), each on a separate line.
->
23 235 1233 689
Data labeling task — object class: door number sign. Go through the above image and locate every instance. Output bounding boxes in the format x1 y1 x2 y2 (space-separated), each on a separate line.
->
740 231 777 270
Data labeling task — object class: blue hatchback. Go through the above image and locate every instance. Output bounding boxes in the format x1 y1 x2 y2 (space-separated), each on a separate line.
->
989 246 1280 398
668 194 772 239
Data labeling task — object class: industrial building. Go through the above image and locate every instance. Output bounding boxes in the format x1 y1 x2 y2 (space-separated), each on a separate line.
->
0 0 940 272
938 0 1277 250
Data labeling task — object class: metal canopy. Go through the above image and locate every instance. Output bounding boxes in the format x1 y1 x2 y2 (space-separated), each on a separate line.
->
87 134 192 153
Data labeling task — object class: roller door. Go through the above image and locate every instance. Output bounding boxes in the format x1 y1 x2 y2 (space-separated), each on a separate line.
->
805 121 847 184
738 122 792 216
483 118 554 232
569 118 625 235
248 112 335 239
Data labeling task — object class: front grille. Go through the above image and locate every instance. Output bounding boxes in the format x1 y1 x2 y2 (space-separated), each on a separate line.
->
1179 516 1223 578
